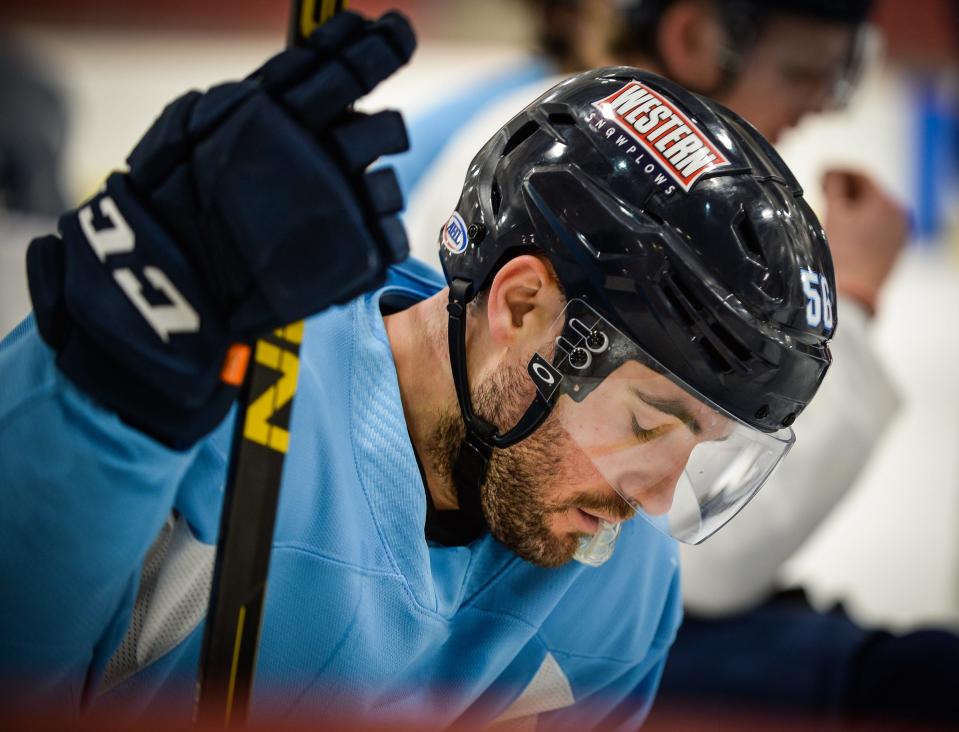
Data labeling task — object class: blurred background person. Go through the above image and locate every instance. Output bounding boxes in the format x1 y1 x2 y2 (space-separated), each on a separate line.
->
0 33 68 335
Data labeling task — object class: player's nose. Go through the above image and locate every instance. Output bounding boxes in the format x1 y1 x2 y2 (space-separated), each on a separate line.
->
621 461 685 516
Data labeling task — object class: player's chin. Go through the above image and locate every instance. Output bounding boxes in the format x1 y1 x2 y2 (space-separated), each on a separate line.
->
518 526 581 568
515 515 590 568
493 513 585 568
536 535 581 568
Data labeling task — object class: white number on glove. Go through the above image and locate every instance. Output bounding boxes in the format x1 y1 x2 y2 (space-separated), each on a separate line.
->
80 195 200 343
800 269 834 332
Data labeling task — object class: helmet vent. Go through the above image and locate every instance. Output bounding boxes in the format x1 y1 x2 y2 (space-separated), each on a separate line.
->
547 112 576 126
502 120 540 157
712 322 752 366
661 278 697 328
699 337 733 375
662 278 730 372
668 272 705 316
662 276 751 374
490 180 502 215
732 207 766 264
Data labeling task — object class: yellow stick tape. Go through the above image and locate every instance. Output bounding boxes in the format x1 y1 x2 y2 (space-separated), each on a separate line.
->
224 604 247 727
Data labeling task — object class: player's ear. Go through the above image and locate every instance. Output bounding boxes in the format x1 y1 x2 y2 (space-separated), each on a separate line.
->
484 255 564 348
656 0 725 91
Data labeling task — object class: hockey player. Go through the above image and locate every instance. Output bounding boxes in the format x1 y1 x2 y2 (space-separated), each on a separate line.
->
403 3 959 726
0 10 836 730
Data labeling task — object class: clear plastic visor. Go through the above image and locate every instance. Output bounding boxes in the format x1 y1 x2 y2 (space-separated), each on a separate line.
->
529 299 794 545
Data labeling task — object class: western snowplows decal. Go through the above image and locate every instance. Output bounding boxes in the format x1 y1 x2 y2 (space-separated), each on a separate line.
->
587 80 730 193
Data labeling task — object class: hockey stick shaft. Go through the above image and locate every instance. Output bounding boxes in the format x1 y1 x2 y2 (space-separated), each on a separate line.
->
195 1 346 727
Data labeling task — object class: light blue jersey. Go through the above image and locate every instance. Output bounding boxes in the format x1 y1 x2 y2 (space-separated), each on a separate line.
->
0 258 682 729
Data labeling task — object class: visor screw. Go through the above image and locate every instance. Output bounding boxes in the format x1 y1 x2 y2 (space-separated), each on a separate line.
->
782 412 796 427
569 347 591 369
586 330 608 353
754 404 770 420
467 223 486 244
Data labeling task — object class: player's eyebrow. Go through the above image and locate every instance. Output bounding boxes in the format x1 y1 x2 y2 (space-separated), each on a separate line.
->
630 387 702 435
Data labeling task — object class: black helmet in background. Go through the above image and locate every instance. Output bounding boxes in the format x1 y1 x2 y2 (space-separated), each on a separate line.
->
614 0 874 108
440 67 835 546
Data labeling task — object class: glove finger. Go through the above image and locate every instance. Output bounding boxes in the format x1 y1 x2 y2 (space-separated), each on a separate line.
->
304 10 369 57
256 11 367 91
368 11 416 67
127 91 202 189
277 11 414 132
281 58 365 130
363 167 404 217
329 111 409 174
254 47 319 93
187 82 258 139
339 31 408 97
375 214 410 265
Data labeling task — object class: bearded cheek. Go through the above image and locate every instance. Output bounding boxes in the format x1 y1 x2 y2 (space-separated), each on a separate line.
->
547 509 573 534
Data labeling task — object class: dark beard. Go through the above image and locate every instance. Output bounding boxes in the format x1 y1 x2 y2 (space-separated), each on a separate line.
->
426 363 584 568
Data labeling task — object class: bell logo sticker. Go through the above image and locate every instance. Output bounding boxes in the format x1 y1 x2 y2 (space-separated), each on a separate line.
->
442 212 469 254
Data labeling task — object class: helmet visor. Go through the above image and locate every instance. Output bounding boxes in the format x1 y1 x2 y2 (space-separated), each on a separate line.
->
528 299 794 544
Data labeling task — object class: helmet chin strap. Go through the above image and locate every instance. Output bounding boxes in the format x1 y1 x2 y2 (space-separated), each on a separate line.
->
446 278 554 527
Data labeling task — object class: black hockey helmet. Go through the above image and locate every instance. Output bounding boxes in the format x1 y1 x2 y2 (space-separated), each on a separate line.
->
440 67 835 544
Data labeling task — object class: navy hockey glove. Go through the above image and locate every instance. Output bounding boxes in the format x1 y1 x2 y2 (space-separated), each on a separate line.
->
26 10 415 447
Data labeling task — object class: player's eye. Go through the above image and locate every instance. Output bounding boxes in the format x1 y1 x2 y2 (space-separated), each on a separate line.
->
631 414 659 444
